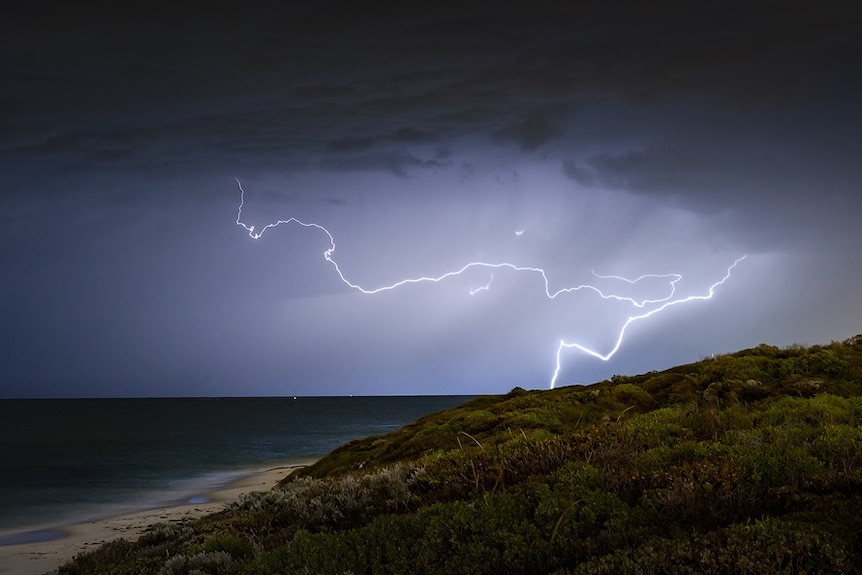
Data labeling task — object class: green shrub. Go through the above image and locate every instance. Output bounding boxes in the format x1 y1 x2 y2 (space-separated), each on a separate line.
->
157 551 236 575
567 517 852 575
200 533 254 561
612 383 655 408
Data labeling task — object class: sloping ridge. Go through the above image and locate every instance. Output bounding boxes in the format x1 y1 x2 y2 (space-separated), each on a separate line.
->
60 335 862 575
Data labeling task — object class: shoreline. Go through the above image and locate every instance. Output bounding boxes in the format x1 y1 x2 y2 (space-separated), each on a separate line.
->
0 462 311 575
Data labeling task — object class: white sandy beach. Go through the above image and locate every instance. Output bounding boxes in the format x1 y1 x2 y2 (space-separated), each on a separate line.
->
0 464 304 575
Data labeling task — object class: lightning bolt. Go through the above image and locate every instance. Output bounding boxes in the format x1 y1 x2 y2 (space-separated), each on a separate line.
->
235 179 745 389
469 273 494 296
550 256 746 388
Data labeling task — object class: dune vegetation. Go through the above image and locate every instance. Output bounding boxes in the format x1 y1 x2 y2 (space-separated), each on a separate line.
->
59 336 862 574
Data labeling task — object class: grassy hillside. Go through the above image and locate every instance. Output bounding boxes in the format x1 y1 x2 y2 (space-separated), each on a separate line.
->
59 336 862 574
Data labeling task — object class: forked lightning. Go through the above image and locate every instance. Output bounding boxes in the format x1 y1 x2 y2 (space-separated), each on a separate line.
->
235 179 745 388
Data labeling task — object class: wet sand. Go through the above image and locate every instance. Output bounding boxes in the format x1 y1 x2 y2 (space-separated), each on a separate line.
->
0 464 305 575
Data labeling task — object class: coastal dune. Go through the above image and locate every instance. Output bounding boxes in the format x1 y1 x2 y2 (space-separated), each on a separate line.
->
0 465 298 575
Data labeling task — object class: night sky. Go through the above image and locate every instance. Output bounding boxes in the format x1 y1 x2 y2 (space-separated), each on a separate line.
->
2 3 861 397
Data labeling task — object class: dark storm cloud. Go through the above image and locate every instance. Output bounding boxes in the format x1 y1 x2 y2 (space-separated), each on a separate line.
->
326 129 436 153
562 160 595 188
2 1 861 397
4 2 859 178
560 97 862 241
495 112 564 152
326 138 379 154
320 152 450 177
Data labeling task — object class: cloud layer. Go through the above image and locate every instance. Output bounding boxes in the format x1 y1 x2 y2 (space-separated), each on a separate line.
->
1 2 860 396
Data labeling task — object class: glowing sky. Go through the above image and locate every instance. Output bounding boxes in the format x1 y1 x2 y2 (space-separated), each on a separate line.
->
1 3 860 397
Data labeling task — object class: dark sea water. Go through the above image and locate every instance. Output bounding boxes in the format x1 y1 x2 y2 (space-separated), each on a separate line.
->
0 396 473 538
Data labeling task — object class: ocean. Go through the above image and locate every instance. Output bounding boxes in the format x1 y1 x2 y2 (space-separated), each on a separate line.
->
0 396 473 540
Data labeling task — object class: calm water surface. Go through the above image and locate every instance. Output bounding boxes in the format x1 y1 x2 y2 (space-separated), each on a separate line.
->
0 396 473 536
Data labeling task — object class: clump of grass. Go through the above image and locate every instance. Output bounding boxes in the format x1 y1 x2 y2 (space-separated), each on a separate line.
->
157 551 235 575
